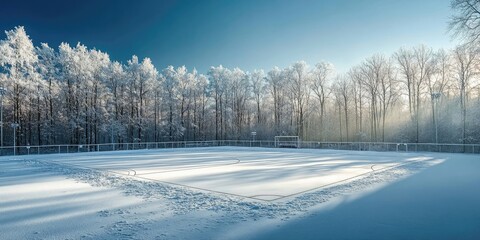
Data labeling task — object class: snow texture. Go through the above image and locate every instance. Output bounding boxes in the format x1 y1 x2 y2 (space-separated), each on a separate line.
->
1 147 478 239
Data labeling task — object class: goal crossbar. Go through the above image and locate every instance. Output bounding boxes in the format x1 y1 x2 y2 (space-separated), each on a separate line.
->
274 136 300 148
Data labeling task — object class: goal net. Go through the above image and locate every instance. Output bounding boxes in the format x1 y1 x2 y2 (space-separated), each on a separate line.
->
274 136 300 148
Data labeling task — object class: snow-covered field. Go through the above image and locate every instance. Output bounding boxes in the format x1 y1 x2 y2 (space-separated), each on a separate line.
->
1 147 479 239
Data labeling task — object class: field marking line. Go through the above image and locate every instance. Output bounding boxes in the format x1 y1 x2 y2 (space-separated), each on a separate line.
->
27 158 257 200
269 157 430 202
28 156 260 201
26 152 433 203
246 194 286 201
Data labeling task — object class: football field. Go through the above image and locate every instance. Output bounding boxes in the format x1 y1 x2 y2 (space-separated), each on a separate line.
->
34 146 433 201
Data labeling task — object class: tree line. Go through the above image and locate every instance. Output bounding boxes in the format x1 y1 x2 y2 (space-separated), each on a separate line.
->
0 25 479 146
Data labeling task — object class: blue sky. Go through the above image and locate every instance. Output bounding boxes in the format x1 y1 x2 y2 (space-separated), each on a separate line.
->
0 0 458 73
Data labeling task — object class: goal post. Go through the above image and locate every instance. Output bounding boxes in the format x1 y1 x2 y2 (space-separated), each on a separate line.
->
274 136 300 148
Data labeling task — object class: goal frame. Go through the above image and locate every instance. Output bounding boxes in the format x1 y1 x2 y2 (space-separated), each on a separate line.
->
274 136 300 148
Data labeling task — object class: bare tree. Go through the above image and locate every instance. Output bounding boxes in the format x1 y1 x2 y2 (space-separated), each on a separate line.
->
266 67 285 135
394 46 434 142
378 59 399 142
452 44 479 144
450 0 480 45
413 45 435 142
333 75 351 141
358 56 382 141
288 61 311 138
310 62 333 141
394 48 416 120
428 49 453 142
348 67 365 139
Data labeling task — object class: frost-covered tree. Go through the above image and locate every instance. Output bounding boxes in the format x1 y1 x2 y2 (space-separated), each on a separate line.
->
59 43 84 143
177 66 194 140
57 44 112 145
161 65 183 140
106 61 128 142
229 68 249 139
208 65 231 140
125 56 157 142
0 26 39 146
191 73 209 140
266 67 288 135
88 49 111 144
250 69 266 126
36 43 61 144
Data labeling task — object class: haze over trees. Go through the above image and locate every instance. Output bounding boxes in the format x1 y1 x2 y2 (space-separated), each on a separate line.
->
0 2 479 146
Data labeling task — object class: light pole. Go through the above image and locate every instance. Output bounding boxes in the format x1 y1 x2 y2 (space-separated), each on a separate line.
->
11 123 19 155
0 87 6 147
110 104 115 151
111 120 115 151
431 92 441 144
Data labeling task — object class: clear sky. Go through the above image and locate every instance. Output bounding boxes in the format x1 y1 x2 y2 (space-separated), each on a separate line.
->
0 0 459 73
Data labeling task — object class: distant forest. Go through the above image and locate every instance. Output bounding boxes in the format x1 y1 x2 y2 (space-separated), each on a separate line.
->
0 2 480 146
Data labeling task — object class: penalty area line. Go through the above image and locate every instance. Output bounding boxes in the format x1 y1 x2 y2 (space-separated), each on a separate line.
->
269 157 429 202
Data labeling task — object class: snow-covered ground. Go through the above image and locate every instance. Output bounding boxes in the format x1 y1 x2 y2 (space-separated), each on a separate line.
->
1 147 478 239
